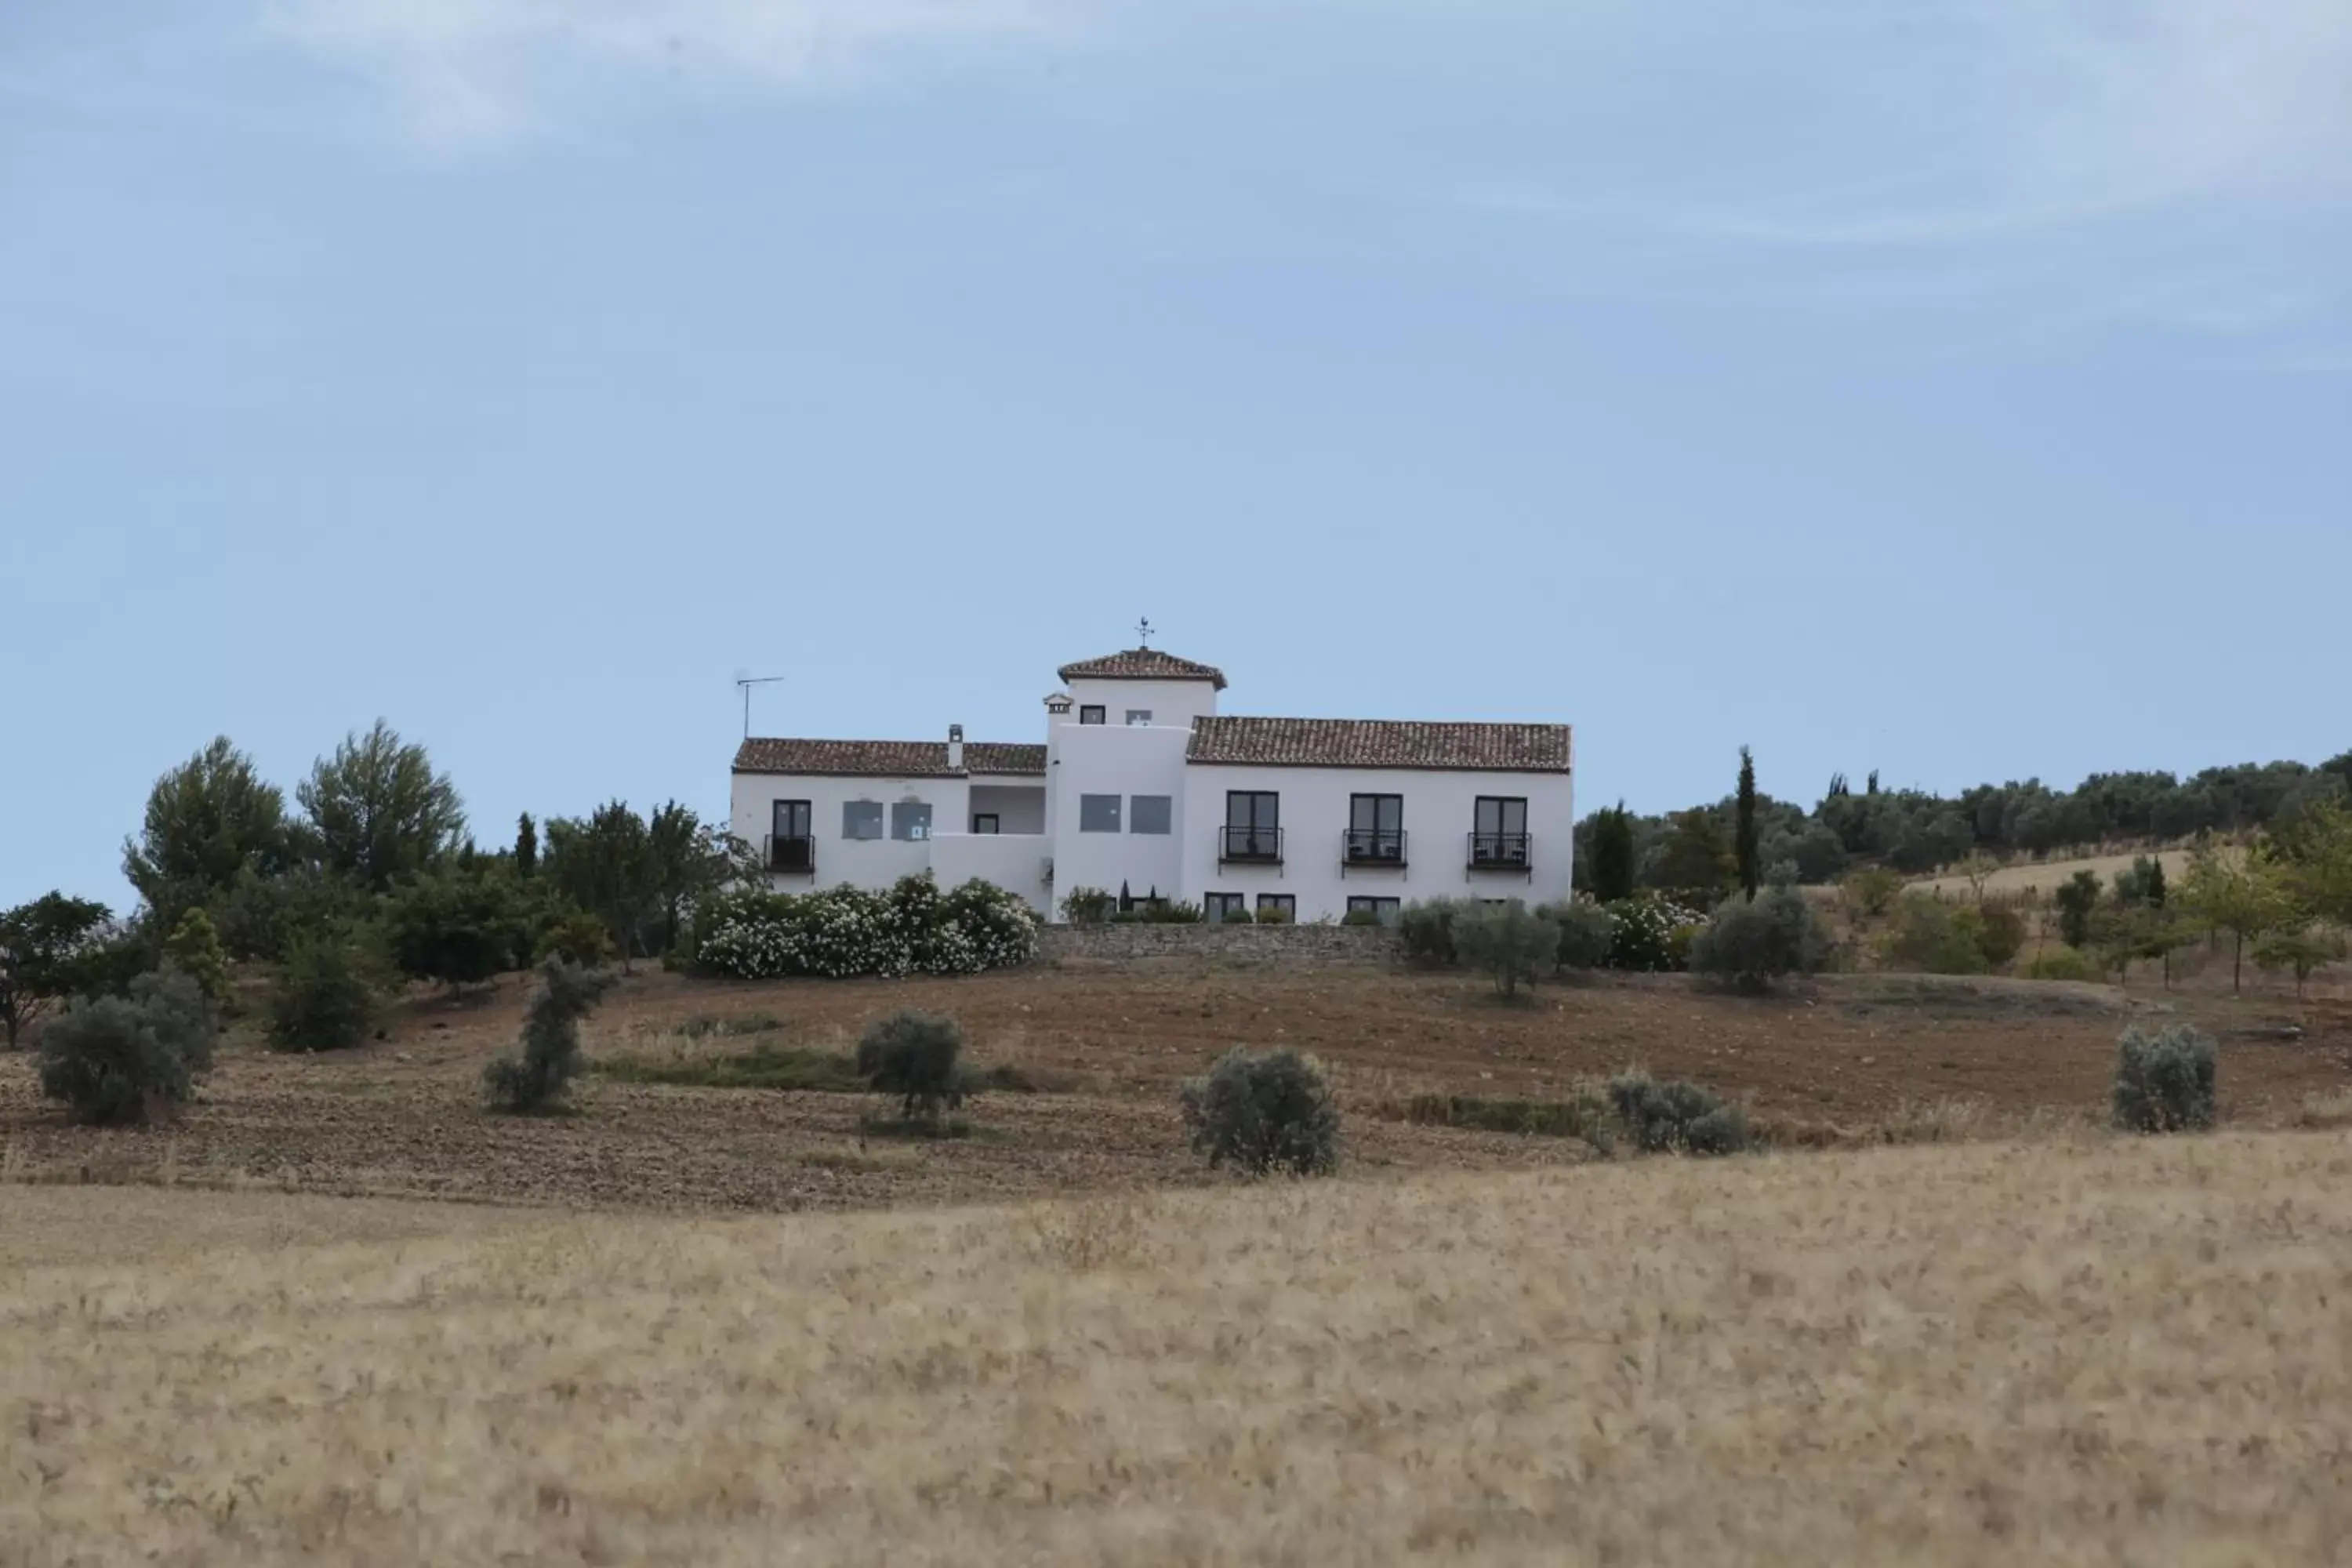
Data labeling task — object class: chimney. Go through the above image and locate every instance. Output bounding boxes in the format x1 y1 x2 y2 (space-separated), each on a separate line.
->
947 723 965 771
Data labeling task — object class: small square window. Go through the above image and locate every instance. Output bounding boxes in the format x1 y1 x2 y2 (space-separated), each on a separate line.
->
972 814 1000 835
891 801 932 842
1205 892 1247 924
1079 794 1122 833
842 801 884 840
1079 705 1106 726
1125 710 1152 726
1255 895 1296 922
1130 795 1173 835
1347 896 1401 927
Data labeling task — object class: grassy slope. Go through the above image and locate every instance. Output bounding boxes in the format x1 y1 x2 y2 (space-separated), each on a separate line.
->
7 1133 2350 1565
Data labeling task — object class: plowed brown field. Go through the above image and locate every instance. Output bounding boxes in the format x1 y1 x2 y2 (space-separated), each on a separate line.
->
5 960 2348 1214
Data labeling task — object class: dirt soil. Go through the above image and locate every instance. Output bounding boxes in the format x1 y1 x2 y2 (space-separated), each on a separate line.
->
4 961 2347 1214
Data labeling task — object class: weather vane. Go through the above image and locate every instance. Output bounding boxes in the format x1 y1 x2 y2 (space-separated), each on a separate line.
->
1136 616 1154 648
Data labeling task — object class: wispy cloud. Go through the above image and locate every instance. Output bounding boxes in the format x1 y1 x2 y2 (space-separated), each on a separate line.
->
259 0 1077 150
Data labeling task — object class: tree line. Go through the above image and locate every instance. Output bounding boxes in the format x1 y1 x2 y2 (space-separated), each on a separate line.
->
1 723 746 1049
1575 748 2352 894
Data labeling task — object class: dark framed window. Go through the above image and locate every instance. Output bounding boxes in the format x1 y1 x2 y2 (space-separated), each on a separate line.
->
1079 793 1122 833
1130 795 1173 835
1125 710 1152 726
1222 790 1281 862
1079 705 1106 726
842 800 884 840
770 800 814 873
972 813 1000 835
891 801 933 842
1346 793 1405 862
1347 895 1400 926
1204 892 1248 924
1255 894 1295 921
1471 797 1530 866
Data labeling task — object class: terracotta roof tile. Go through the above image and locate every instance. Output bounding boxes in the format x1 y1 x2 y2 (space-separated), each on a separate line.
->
1185 717 1572 773
1055 648 1229 690
732 739 1044 777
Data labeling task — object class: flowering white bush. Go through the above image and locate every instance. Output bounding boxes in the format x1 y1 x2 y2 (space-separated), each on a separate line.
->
695 876 1038 981
1600 894 1706 972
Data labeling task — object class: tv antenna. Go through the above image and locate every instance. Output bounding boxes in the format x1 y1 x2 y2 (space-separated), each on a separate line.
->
735 674 784 739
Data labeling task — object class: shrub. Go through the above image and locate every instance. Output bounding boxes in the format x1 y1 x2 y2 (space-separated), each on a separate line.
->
1059 887 1113 926
162 909 230 1009
1840 866 1905 919
535 907 615 967
2111 1025 2216 1134
695 876 1037 980
1341 908 1381 927
855 1010 967 1124
1253 905 1294 926
1179 1047 1341 1177
2054 870 2102 948
1687 887 1828 991
1136 900 1203 925
1606 1072 1751 1155
1599 893 1704 972
1877 896 1990 975
2253 926 2347 997
384 868 520 994
1541 900 1617 971
266 928 387 1052
2026 945 2101 982
1453 901 1559 999
1399 898 1469 966
485 960 620 1112
1973 904 2027 967
37 969 217 1124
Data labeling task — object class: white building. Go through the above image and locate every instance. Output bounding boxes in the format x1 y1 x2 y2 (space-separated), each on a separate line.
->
728 647 1574 924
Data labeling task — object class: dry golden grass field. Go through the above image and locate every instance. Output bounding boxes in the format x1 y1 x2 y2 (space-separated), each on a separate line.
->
8 1132 2352 1566
1906 847 2206 898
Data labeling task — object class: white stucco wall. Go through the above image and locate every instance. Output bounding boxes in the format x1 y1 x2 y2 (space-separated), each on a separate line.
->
729 772 971 891
967 783 1045 835
1176 764 1575 919
929 832 1054 913
1046 721 1191 910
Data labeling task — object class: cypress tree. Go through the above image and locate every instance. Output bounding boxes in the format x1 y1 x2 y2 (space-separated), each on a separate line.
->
1588 804 1638 902
515 813 539 878
1735 747 1761 902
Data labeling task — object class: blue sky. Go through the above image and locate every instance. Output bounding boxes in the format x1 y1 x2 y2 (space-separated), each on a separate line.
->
5 0 2349 909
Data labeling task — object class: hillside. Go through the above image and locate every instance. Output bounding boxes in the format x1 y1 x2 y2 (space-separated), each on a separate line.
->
8 1133 2350 1564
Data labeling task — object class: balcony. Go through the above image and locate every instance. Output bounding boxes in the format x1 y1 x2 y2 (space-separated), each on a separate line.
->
1467 832 1532 871
1219 826 1285 866
765 834 816 875
1342 828 1407 868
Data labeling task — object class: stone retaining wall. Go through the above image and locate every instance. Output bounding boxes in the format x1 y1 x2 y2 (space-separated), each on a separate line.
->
1036 923 1402 967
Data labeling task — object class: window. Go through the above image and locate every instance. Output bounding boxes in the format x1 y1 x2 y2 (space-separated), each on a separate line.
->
1130 795 1173 835
1205 892 1248 924
891 801 933 842
1080 793 1122 833
1079 705 1106 726
1346 793 1405 862
1347 896 1401 926
1472 797 1530 866
1256 894 1295 920
972 813 1000 835
1222 790 1281 861
842 800 884 840
770 800 814 873
1125 710 1152 726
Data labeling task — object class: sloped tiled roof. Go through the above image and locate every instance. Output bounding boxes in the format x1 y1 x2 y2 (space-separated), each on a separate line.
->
732 739 1045 777
1056 648 1229 690
1185 717 1573 773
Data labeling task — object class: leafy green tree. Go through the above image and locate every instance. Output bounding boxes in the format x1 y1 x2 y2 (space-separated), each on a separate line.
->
1690 885 1826 991
267 927 390 1052
2054 870 2102 949
297 720 466 892
2274 800 2352 931
38 969 216 1124
384 867 522 995
1654 809 1734 899
1733 746 1760 902
2253 926 2345 998
514 813 539 878
162 908 231 1009
485 960 618 1113
1584 804 1638 902
2177 844 2296 993
1452 901 1560 1000
122 737 292 925
645 800 749 956
0 893 116 1049
545 802 658 970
